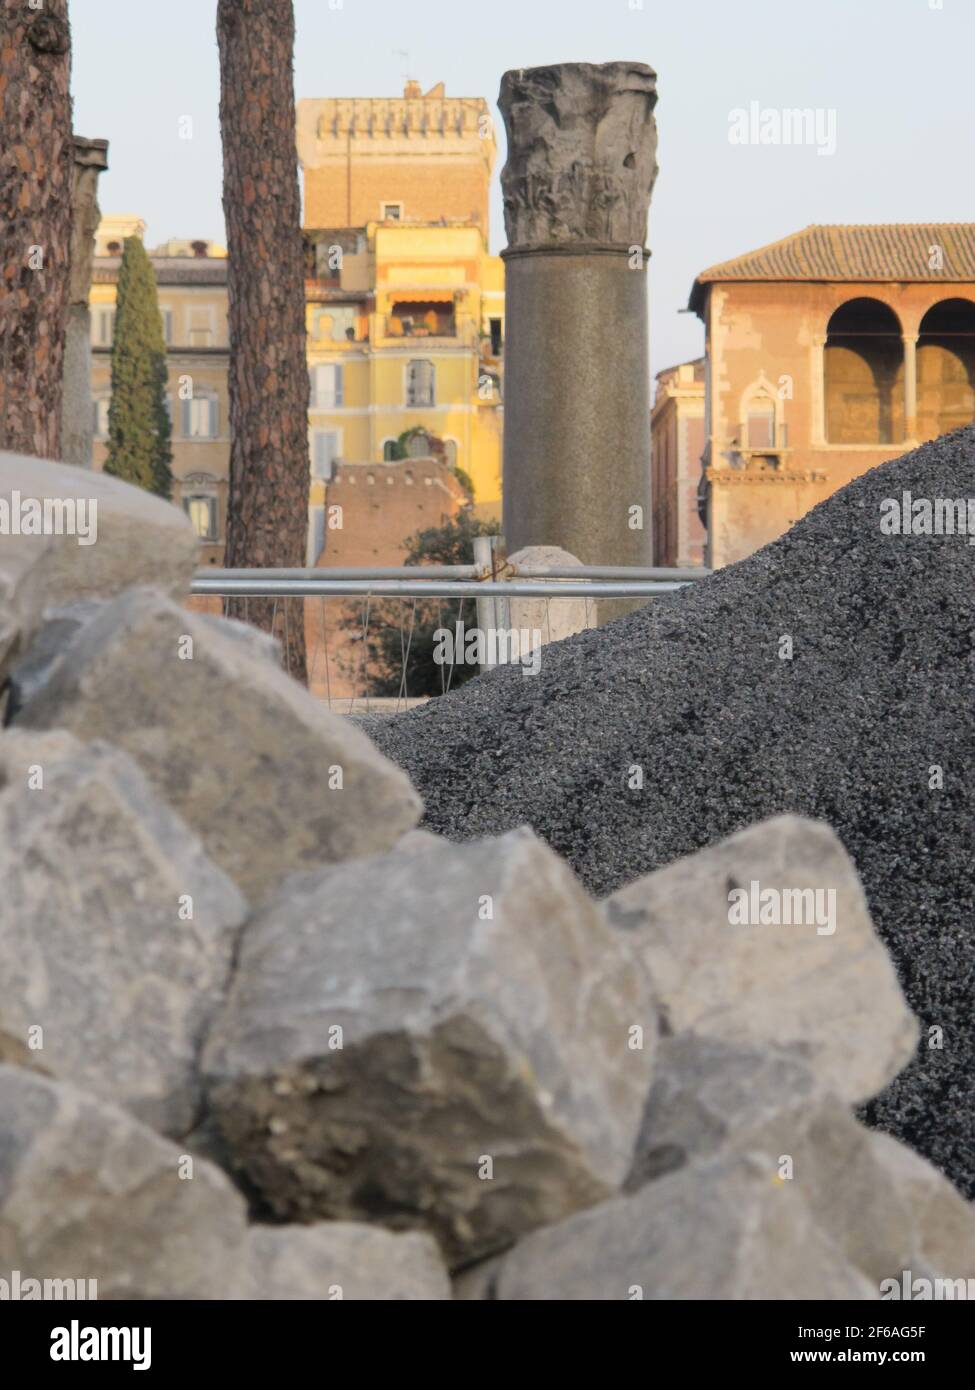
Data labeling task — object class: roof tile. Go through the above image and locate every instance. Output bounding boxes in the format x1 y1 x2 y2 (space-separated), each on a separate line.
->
689 224 975 312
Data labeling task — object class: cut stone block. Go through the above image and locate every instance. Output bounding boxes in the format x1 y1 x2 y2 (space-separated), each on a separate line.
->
245 1224 450 1300
868 1132 975 1282
493 1151 877 1300
605 815 917 1103
7 603 281 722
0 1065 247 1300
16 586 422 901
0 450 198 605
452 1253 505 1300
389 827 448 853
0 730 246 1135
625 1034 938 1289
4 599 101 719
505 546 595 650
625 1034 820 1189
204 826 656 1266
197 610 283 666
0 535 52 688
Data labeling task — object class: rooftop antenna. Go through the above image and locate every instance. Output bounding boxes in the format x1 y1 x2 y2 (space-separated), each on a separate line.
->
393 49 412 83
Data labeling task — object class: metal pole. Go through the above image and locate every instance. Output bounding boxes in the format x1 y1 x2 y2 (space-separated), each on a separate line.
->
192 575 689 599
472 534 498 672
199 565 481 581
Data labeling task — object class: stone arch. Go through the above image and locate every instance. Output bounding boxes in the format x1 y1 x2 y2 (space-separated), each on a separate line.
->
916 298 975 440
825 298 904 444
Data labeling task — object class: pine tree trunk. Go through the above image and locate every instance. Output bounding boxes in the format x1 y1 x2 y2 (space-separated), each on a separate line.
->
0 0 73 459
217 0 309 683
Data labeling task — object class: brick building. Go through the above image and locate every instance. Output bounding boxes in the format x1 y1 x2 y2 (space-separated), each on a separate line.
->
651 358 706 568
298 80 493 238
689 224 975 567
304 454 469 699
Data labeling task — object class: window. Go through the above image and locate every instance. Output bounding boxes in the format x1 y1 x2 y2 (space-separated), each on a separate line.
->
187 308 213 348
311 430 339 479
160 308 173 345
382 438 399 461
310 363 343 408
406 430 433 458
181 392 218 439
406 359 435 407
443 439 458 467
94 308 115 347
390 301 455 338
381 202 403 222
312 307 356 342
489 318 503 355
183 495 217 540
92 397 110 439
746 402 775 448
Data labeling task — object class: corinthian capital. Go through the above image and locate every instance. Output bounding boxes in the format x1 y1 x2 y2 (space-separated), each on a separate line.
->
498 62 658 252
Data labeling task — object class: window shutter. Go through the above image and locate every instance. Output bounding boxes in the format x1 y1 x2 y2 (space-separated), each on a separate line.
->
334 365 343 407
312 430 337 479
181 397 192 438
408 360 434 405
210 396 219 438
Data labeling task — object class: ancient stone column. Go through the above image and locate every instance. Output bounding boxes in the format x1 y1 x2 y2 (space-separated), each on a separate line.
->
498 63 658 567
60 136 109 467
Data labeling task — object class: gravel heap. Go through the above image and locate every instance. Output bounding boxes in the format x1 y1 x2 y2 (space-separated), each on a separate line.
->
366 427 975 1195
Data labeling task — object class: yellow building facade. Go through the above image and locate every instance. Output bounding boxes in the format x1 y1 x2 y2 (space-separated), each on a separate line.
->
89 82 505 564
300 82 505 556
90 220 231 565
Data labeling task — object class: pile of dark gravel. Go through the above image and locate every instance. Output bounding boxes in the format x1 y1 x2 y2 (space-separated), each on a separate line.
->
366 427 975 1196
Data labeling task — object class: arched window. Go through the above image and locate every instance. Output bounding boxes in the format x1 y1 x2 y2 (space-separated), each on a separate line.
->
825 299 904 444
443 438 458 467
406 430 432 458
916 299 975 440
382 438 398 461
736 375 785 462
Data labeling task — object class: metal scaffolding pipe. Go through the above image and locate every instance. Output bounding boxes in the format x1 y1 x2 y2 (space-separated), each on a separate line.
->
191 576 688 599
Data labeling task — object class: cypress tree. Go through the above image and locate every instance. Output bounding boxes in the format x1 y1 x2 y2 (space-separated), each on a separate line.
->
104 236 173 498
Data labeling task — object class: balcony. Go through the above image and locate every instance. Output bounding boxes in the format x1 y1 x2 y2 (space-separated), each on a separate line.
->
380 313 478 348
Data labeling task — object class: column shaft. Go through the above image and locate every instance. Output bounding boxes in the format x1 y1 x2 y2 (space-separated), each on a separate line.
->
503 250 650 564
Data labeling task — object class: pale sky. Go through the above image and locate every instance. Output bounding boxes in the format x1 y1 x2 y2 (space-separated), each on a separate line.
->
71 0 975 377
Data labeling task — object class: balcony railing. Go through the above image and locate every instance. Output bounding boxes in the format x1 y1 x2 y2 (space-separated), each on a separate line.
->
380 316 479 346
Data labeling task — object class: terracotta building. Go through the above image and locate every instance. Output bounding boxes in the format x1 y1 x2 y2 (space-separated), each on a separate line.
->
303 453 469 699
298 80 494 238
689 224 975 567
651 358 706 568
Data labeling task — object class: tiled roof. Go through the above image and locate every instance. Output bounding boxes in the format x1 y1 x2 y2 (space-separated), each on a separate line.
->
688 224 975 313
